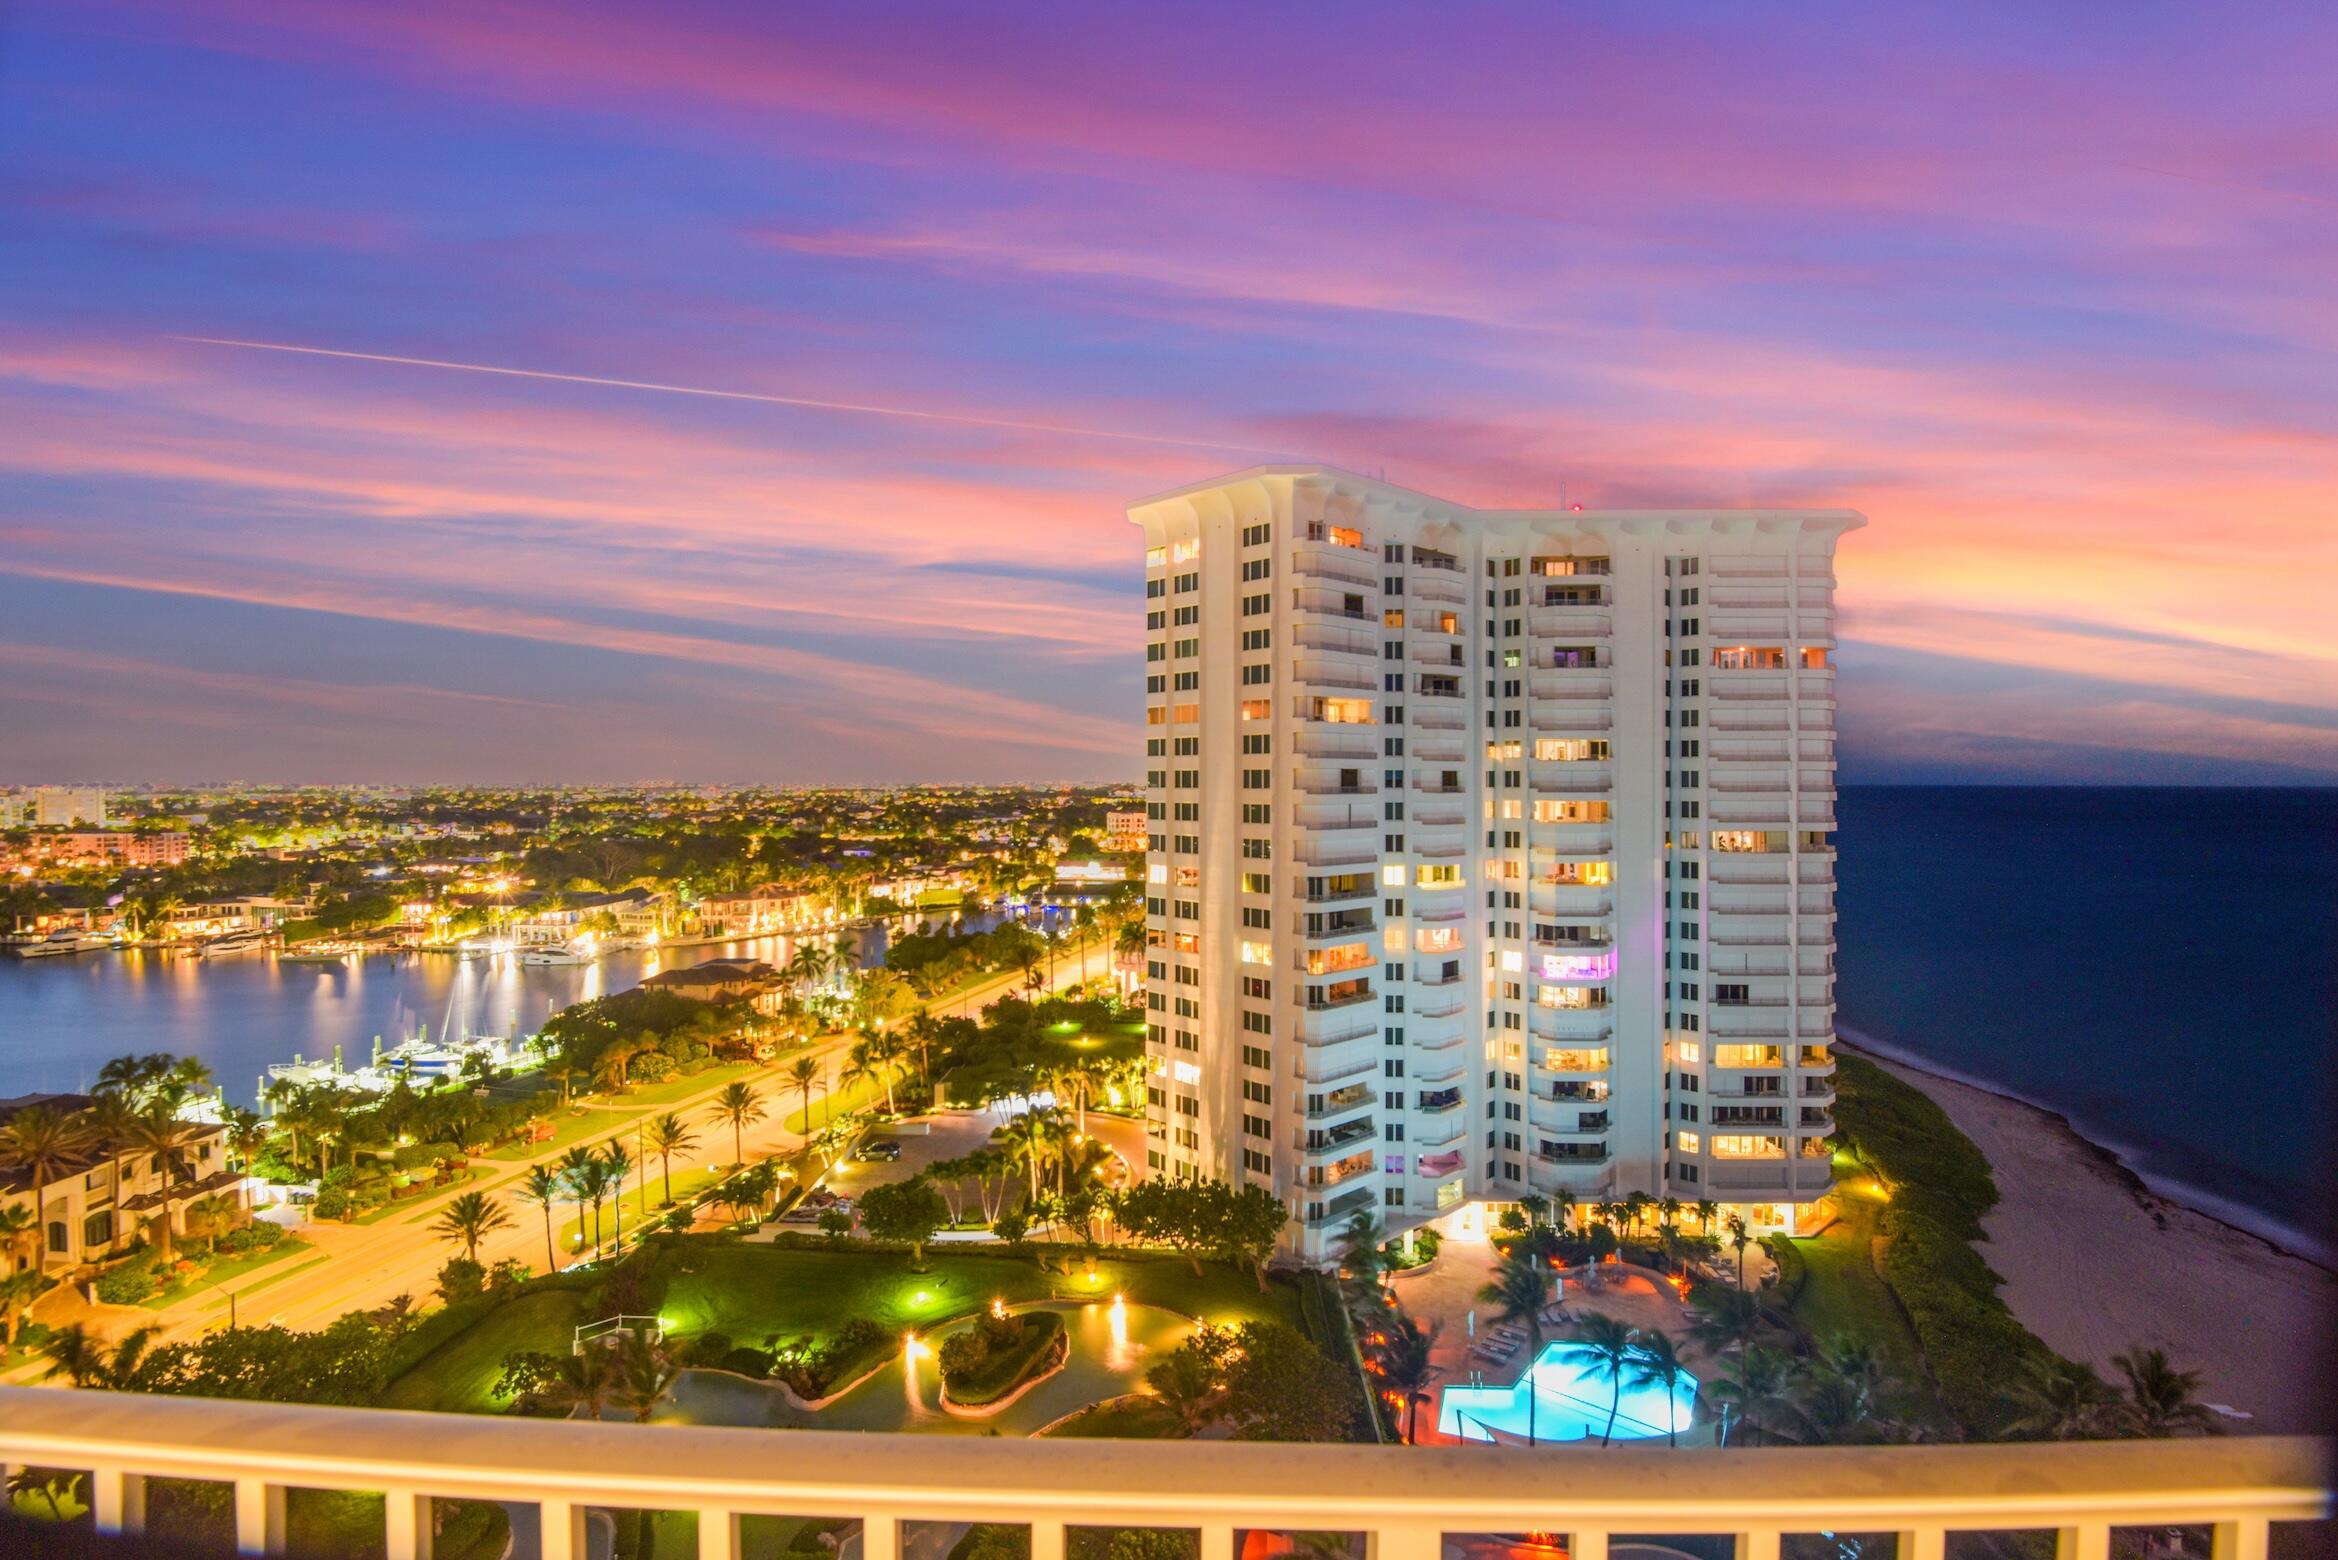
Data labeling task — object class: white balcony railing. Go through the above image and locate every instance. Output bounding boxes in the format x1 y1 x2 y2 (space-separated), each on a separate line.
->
1 1388 2320 1560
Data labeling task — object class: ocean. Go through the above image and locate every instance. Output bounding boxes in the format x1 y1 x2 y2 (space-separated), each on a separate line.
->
1834 785 2335 1259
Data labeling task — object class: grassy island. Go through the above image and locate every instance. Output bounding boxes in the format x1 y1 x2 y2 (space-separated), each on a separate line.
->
938 1308 1068 1407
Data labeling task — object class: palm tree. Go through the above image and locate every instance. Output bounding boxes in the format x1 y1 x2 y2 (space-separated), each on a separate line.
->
1724 1213 1752 1288
1375 1311 1444 1445
1707 1344 1795 1445
642 1112 697 1205
784 1058 819 1132
600 1141 636 1251
429 1190 513 1264
1144 1333 1226 1435
2003 1354 2121 1441
561 1146 607 1255
1567 1312 1640 1445
1626 1326 1691 1448
1476 1246 1552 1347
701 1085 766 1169
0 1105 87 1271
123 1106 200 1266
2113 1347 2219 1437
609 1330 678 1423
545 1342 617 1422
0 1265 42 1348
1693 1198 1720 1234
80 1092 139 1255
519 1166 564 1273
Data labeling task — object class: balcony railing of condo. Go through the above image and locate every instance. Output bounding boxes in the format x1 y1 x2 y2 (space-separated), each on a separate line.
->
1301 983 1375 1012
1305 1116 1377 1152
1309 1080 1374 1117
3 1387 2327 1560
1301 1183 1377 1223
1416 1088 1463 1113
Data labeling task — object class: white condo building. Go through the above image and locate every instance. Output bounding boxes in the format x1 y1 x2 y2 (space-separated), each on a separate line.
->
1131 466 1863 1261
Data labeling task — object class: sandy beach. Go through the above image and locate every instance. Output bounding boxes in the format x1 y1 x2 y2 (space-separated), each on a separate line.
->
1862 1049 2335 1434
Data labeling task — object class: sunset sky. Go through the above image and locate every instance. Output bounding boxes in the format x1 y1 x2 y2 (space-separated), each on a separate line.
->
3 1 2332 785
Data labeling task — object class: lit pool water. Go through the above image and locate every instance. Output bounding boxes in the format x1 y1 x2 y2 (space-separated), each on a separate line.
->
1438 1341 1699 1443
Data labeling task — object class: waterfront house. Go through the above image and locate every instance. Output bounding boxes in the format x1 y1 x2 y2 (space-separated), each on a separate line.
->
0 1094 246 1271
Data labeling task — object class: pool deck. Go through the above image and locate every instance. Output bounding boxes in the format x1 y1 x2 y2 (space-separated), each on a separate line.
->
1387 1236 1721 1447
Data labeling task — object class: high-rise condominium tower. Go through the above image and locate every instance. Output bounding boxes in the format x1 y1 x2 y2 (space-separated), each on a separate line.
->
1130 466 1863 1262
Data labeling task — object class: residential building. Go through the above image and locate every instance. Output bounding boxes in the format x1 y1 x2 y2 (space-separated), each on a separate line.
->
33 786 110 826
0 1094 245 1270
695 886 815 935
48 831 192 867
1104 809 1150 852
1131 466 1858 1260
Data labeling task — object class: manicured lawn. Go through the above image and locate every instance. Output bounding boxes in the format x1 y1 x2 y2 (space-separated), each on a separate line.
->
144 1235 312 1308
486 1102 644 1162
621 1060 761 1107
378 1287 590 1413
653 1244 1303 1352
549 1165 734 1254
1783 1188 1940 1424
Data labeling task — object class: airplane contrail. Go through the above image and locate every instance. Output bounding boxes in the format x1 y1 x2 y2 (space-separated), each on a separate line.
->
168 335 1289 456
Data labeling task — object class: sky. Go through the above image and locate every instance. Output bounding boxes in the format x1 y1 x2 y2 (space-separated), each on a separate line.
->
1 1 2333 786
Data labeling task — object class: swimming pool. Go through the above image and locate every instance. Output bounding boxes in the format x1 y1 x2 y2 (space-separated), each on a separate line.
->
1437 1341 1699 1443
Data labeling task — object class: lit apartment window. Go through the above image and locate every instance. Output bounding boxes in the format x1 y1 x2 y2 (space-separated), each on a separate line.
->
1711 1135 1786 1159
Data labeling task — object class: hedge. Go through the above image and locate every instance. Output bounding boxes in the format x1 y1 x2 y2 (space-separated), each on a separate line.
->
1833 1053 2056 1435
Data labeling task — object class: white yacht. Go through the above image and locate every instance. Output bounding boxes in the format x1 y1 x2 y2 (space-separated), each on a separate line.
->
199 927 273 957
518 942 592 966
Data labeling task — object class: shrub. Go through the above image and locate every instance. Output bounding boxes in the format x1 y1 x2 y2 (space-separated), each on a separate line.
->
817 1206 852 1241
631 1052 676 1084
486 1258 532 1292
320 1165 360 1192
772 1317 892 1398
435 1257 486 1304
212 1223 286 1257
718 1345 774 1378
1834 1052 2054 1436
310 1188 352 1222
96 1262 162 1305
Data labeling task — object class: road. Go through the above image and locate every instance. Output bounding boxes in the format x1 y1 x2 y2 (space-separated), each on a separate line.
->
46 938 1111 1356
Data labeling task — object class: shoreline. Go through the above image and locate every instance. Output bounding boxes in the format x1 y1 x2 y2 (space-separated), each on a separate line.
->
1839 1027 2332 1272
1842 1038 2336 1434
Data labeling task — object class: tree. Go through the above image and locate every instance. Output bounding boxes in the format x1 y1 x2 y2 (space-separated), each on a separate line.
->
1724 1213 1752 1288
785 1058 820 1131
1219 1320 1355 1442
81 1091 140 1255
856 1177 950 1267
1573 1311 1641 1445
0 1104 86 1270
1375 1311 1443 1445
600 1141 636 1251
643 1112 699 1205
519 1166 564 1273
2113 1347 2219 1437
1213 1182 1291 1291
124 1106 201 1266
705 1081 765 1170
1625 1326 1690 1448
1144 1323 1235 1435
2004 1353 2123 1441
428 1190 513 1264
1707 1344 1795 1444
608 1330 678 1423
0 1266 43 1348
1476 1246 1551 1347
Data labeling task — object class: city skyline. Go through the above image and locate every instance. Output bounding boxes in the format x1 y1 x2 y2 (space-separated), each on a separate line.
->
4 2 2335 786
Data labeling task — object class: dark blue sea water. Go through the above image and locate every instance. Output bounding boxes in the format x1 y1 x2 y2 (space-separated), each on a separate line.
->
1836 786 2335 1257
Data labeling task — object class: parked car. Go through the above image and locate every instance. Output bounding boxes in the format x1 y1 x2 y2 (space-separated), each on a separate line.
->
853 1140 903 1162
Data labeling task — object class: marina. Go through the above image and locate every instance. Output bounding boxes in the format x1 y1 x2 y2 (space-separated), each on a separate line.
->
0 903 1073 1109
